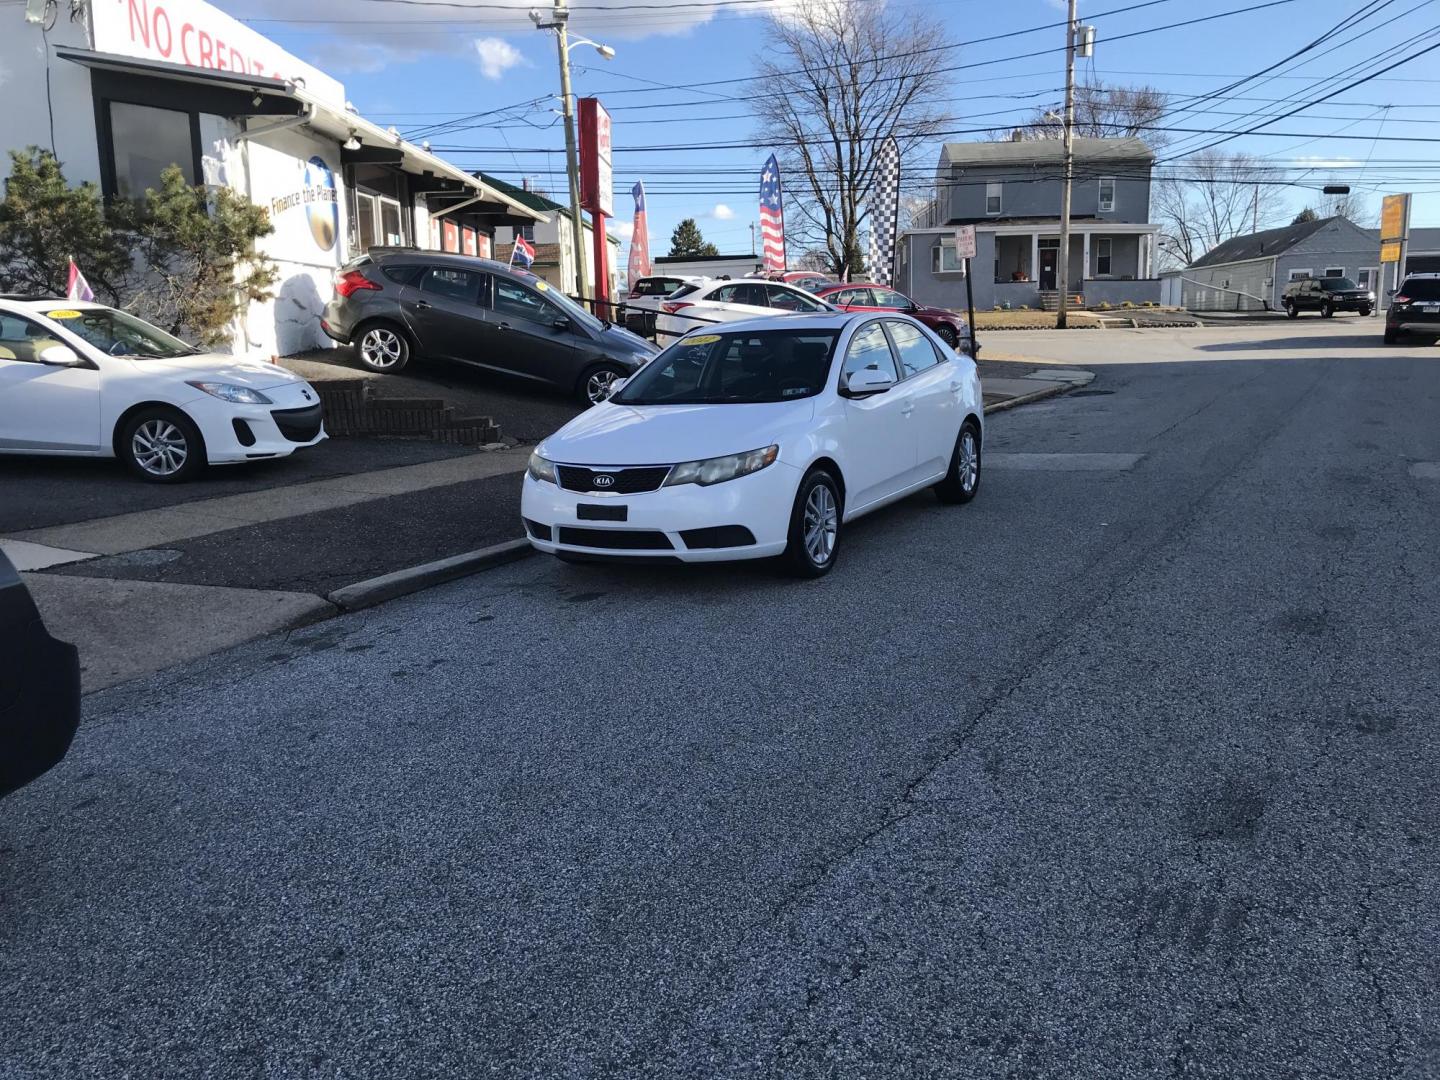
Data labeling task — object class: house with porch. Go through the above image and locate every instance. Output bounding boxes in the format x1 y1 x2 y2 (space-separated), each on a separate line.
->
895 136 1162 312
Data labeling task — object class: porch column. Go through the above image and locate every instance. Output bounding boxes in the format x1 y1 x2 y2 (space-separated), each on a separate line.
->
1081 231 1091 288
1031 233 1040 283
1143 233 1153 278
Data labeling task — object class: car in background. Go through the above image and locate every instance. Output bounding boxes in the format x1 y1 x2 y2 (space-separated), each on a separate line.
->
0 549 80 799
322 251 659 404
0 297 325 483
620 274 706 337
1281 276 1374 318
814 282 973 352
1384 273 1440 344
652 279 832 343
521 311 983 577
769 270 835 294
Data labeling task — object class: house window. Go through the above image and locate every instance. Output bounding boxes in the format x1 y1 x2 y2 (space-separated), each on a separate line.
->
932 240 964 273
985 182 1002 215
1288 268 1312 282
106 101 199 201
1096 238 1112 276
1098 177 1115 213
1323 266 1345 278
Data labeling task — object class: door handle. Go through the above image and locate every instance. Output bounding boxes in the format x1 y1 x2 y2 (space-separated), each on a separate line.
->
900 404 915 417
950 381 962 392
497 322 512 332
415 300 431 310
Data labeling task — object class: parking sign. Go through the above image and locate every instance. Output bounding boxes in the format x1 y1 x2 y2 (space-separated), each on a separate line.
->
953 225 976 261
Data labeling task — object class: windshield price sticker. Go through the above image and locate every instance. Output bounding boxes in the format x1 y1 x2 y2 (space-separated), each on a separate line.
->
46 310 82 319
686 334 721 345
535 281 549 292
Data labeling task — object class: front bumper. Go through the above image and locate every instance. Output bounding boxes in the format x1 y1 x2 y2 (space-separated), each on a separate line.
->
520 462 801 563
185 382 328 465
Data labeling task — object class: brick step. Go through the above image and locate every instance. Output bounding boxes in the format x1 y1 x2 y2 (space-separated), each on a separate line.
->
1038 291 1084 312
312 380 502 446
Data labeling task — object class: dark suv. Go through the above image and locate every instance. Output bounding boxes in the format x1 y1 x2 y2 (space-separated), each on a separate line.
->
1384 273 1440 344
1281 276 1374 318
321 251 658 404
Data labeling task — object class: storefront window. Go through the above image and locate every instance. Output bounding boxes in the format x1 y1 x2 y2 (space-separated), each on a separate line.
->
380 199 404 246
109 102 195 200
356 193 378 253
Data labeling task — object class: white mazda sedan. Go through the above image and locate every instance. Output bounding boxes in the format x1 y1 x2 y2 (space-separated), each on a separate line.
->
521 311 984 577
0 298 325 482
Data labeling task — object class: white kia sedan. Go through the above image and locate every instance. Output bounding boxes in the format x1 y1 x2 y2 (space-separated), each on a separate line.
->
521 311 984 577
0 298 325 482
651 278 832 343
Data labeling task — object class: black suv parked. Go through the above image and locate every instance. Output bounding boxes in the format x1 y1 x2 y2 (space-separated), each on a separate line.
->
1384 273 1440 344
321 251 659 404
1281 276 1374 318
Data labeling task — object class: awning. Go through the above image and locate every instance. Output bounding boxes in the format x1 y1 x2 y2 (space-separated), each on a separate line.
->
55 48 545 224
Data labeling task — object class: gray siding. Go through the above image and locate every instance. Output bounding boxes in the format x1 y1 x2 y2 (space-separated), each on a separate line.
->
1181 257 1273 311
1083 279 1162 306
898 232 998 311
946 161 1150 225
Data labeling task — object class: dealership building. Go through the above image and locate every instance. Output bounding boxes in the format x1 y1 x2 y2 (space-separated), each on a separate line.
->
0 0 547 356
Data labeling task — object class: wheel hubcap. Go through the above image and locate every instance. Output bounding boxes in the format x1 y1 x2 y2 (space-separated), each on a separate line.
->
803 484 838 565
587 370 618 403
132 420 188 476
959 430 979 492
361 329 402 368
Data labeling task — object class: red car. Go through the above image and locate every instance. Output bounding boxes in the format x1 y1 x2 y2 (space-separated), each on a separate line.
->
815 282 972 352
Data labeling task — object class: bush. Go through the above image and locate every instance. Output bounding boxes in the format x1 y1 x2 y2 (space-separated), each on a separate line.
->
1121 300 1136 309
0 149 275 348
1094 301 1112 311
1143 300 1159 308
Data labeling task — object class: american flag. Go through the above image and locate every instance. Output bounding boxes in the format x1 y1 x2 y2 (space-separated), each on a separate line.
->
626 181 652 283
758 154 786 273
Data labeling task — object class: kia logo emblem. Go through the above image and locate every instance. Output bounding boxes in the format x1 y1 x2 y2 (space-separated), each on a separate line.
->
592 474 616 488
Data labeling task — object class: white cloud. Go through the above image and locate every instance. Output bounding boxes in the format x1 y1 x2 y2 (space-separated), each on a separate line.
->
609 220 635 240
1294 155 1361 170
711 203 735 220
474 37 526 80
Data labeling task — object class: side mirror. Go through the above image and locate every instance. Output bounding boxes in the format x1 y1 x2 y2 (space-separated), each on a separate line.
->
1387 289 1396 296
840 366 896 398
551 315 571 331
38 344 83 367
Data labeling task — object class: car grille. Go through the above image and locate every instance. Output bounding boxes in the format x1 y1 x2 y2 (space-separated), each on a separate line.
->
556 527 674 550
556 465 671 494
270 404 323 443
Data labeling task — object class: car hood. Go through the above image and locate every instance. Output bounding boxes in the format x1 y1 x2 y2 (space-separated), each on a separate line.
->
123 353 311 390
596 323 660 357
1326 290 1372 298
540 399 815 466
914 304 963 322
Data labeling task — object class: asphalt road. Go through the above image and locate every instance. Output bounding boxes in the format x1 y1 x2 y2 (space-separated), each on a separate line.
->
4 344 1439 1078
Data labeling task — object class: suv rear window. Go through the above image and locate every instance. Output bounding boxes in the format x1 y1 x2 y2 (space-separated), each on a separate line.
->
1399 278 1440 300
382 265 423 285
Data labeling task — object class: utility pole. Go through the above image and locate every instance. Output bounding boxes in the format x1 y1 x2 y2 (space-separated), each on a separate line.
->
1055 0 1077 329
1253 184 1259 233
750 222 756 255
553 1 590 302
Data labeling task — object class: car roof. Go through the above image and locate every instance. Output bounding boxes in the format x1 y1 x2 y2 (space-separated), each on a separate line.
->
814 281 889 291
678 310 894 336
0 298 110 315
365 249 553 285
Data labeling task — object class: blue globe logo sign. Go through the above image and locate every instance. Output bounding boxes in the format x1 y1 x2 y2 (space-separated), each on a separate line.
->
303 156 338 251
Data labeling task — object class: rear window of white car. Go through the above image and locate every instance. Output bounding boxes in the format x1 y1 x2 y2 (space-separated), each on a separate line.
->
614 328 840 405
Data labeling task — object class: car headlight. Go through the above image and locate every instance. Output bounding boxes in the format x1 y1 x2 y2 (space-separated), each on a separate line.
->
664 445 778 487
186 381 273 405
528 452 558 484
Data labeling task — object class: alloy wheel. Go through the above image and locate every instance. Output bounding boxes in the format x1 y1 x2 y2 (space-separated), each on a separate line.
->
360 328 403 369
959 429 979 492
586 369 620 404
803 483 838 566
132 419 188 477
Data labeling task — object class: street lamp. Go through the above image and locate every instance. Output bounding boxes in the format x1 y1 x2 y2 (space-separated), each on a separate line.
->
530 4 614 301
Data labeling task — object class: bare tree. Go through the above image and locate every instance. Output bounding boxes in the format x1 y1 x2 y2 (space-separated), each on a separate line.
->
995 80 1169 149
1152 150 1287 268
751 0 949 278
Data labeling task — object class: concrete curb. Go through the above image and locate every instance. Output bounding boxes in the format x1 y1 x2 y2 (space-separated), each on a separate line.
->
326 539 534 612
983 381 1074 415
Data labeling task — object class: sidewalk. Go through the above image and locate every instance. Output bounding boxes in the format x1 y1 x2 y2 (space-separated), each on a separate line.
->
6 369 1088 693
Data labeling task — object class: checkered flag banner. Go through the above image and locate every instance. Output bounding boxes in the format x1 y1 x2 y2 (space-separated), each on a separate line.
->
865 137 902 287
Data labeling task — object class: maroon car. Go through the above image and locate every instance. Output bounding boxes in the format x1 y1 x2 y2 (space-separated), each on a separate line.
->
815 282 971 352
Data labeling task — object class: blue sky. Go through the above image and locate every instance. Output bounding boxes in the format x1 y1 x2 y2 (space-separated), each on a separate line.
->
226 0 1440 260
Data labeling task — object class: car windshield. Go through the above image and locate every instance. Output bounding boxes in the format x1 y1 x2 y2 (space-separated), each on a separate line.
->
613 328 839 406
1319 278 1359 291
537 284 605 331
44 307 198 359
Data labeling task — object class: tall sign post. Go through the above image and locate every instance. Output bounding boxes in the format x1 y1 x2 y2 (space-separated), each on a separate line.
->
954 225 978 357
578 97 613 319
1378 193 1410 313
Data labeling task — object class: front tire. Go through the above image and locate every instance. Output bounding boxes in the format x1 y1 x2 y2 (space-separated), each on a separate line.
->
119 407 205 483
1285 301 1298 319
578 362 626 406
355 322 411 373
1322 303 1335 318
935 418 982 505
1359 306 1372 317
781 468 842 578
1383 327 1400 344
936 324 960 349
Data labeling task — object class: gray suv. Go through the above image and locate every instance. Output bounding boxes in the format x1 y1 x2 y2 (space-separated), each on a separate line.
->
321 251 659 404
